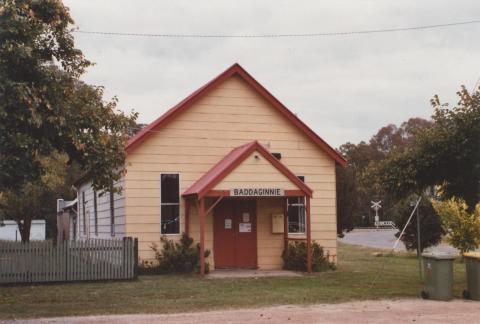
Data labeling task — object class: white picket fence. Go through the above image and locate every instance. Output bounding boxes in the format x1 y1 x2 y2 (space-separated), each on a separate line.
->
0 238 138 284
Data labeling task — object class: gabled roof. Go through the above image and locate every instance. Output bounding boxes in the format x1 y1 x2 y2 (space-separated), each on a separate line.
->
183 141 313 199
126 63 346 167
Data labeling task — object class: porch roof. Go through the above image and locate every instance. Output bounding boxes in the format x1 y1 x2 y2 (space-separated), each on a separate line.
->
182 141 313 199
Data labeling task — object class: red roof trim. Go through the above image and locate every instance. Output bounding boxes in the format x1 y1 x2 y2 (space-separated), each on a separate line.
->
183 141 313 199
126 63 346 167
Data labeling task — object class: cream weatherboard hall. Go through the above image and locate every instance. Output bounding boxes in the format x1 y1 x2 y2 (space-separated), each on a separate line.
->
75 63 346 275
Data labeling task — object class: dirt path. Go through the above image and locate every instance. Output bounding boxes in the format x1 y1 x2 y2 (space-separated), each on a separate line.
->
5 299 480 324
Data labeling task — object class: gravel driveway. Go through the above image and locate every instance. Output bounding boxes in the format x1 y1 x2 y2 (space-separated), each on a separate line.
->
5 299 480 324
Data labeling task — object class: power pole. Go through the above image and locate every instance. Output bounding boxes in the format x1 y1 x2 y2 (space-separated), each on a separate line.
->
410 198 423 281
416 202 423 281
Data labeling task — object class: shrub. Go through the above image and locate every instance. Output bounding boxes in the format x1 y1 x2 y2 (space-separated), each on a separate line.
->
432 197 480 254
282 241 335 272
138 259 160 276
140 233 211 274
391 196 444 252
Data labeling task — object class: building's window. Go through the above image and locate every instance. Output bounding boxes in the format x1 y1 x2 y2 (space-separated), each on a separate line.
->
110 190 115 236
82 191 86 234
93 191 98 236
73 214 77 240
287 176 306 234
86 210 90 236
161 173 180 234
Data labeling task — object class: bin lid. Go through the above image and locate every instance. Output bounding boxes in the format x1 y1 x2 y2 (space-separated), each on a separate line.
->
463 252 480 259
421 252 457 260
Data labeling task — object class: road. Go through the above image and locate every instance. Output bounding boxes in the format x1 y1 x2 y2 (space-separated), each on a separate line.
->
6 300 480 324
339 229 458 253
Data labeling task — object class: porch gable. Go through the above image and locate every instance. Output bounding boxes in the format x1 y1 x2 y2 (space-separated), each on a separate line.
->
183 141 312 199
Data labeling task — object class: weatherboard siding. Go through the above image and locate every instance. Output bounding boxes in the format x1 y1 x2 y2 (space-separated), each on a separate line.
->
256 198 285 269
124 75 337 267
77 179 126 240
213 152 301 191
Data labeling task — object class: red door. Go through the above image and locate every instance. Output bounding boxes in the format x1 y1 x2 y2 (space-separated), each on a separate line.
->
213 200 236 268
213 200 257 269
235 200 257 268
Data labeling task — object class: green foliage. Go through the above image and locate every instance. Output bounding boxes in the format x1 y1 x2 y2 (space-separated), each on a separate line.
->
336 164 358 235
336 142 380 234
0 244 471 319
357 88 480 248
0 152 80 241
282 241 335 272
336 118 432 234
0 0 137 193
431 197 480 253
372 87 480 208
391 196 444 252
144 233 211 274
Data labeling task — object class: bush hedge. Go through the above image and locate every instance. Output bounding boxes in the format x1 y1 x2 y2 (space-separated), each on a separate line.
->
282 240 335 272
139 233 210 275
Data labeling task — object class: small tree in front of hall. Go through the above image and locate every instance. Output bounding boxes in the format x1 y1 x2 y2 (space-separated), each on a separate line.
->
391 195 444 252
431 197 480 254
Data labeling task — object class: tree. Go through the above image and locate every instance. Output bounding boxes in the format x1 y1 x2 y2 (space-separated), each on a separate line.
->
336 118 432 234
391 195 444 252
369 118 433 154
431 197 480 254
372 87 480 208
128 123 148 138
0 0 137 194
336 164 359 235
336 142 380 234
0 153 79 242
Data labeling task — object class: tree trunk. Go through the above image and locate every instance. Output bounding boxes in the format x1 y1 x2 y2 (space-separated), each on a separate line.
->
17 217 32 243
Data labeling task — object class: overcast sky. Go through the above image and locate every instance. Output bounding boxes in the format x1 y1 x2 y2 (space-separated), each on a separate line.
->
63 0 480 148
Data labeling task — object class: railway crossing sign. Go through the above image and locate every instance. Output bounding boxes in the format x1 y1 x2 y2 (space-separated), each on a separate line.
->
371 200 382 227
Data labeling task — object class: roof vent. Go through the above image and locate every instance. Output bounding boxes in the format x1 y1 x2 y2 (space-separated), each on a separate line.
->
272 153 282 160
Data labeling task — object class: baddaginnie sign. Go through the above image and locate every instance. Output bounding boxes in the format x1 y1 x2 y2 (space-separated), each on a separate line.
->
230 188 284 197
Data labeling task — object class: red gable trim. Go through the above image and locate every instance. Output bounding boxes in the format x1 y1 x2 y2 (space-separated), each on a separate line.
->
183 141 313 199
126 63 346 167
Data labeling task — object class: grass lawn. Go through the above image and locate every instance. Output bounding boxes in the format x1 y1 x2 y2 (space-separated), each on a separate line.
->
0 243 467 319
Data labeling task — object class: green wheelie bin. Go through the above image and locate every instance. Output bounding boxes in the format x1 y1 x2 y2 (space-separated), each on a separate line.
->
421 252 456 301
463 252 480 300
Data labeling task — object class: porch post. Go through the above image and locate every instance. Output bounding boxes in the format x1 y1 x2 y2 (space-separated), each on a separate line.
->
185 199 190 236
199 197 206 276
283 198 288 251
306 195 312 273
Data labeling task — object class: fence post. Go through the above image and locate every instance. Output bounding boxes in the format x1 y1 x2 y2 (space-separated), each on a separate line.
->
122 237 127 279
0 238 138 284
133 238 138 279
64 240 69 282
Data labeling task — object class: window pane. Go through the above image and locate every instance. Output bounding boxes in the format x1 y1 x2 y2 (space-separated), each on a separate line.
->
288 197 304 205
161 205 180 234
288 205 306 233
161 174 179 203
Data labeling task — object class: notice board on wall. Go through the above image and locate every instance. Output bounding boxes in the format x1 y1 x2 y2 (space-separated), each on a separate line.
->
271 213 284 234
239 223 252 233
